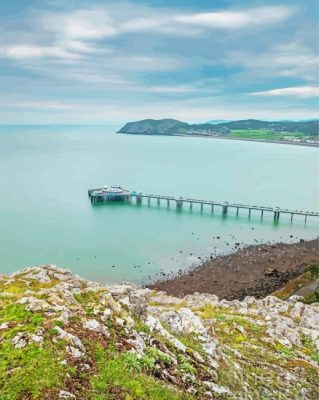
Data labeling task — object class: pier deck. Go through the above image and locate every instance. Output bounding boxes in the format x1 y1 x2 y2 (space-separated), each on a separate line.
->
88 187 319 223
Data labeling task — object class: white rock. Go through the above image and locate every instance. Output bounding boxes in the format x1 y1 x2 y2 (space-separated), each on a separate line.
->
30 333 44 345
18 296 51 312
145 315 186 352
54 326 85 352
101 308 113 321
160 308 207 336
204 381 232 395
0 322 9 330
12 333 27 349
66 345 84 358
83 319 110 337
115 317 125 327
300 306 319 330
59 390 75 399
25 270 51 283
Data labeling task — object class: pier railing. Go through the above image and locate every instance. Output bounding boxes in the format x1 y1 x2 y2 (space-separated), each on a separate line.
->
88 189 319 223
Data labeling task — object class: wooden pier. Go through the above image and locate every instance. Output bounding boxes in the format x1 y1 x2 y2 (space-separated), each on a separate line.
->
88 186 319 224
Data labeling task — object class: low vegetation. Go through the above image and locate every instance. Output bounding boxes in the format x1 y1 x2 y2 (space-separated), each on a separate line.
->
0 265 318 399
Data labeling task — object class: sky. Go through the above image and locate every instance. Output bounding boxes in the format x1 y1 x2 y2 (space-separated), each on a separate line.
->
0 0 318 124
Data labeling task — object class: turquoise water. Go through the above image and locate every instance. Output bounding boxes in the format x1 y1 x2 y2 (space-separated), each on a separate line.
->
0 125 318 283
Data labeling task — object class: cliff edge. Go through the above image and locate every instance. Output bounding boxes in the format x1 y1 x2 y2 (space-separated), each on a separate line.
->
0 265 318 399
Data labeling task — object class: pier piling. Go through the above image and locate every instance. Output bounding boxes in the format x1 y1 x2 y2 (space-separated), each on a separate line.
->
88 186 319 224
222 205 228 215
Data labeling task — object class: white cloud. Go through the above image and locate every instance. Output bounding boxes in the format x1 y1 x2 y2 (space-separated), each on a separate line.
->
0 45 79 60
37 4 295 45
2 100 77 111
251 86 319 98
226 41 319 82
174 6 294 29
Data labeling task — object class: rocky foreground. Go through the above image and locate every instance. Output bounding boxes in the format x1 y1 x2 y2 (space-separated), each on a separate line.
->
0 265 318 399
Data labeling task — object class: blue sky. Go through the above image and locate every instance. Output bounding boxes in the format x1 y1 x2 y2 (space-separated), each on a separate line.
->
0 0 318 124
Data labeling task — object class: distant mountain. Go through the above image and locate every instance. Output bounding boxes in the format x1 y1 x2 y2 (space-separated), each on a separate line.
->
118 118 319 136
118 119 227 136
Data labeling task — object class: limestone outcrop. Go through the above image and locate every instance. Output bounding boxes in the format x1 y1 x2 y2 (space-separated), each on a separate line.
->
0 265 318 399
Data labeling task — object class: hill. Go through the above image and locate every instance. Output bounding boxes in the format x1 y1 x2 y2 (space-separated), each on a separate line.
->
118 119 319 141
0 265 318 399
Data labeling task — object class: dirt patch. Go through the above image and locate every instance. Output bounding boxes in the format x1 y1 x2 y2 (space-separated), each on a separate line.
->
148 238 319 300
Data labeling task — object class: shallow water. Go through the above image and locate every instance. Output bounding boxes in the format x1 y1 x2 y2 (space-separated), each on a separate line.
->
0 125 318 283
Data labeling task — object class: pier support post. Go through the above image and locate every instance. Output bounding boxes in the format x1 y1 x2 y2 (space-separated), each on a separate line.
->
211 204 214 213
167 199 170 207
200 203 204 212
236 207 239 217
305 215 307 224
222 205 228 215
248 209 251 218
148 198 151 207
261 210 264 220
190 202 193 210
176 200 183 209
157 198 160 207
274 211 280 221
291 213 293 223
136 196 142 205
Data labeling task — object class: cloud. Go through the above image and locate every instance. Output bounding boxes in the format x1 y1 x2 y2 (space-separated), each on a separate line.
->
0 45 79 59
174 6 294 29
2 100 77 111
251 86 319 98
226 41 319 82
37 4 295 45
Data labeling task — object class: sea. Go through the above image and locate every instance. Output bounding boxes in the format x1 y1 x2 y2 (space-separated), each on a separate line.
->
0 125 318 284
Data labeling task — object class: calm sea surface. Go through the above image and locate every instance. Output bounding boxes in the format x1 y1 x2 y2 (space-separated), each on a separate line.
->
0 125 318 283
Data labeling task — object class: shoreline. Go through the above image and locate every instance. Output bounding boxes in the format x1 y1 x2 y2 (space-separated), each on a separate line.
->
118 132 319 148
148 238 319 300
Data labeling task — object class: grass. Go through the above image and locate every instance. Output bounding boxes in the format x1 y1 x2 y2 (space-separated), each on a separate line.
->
0 302 67 399
228 129 307 140
89 344 195 400
273 264 319 302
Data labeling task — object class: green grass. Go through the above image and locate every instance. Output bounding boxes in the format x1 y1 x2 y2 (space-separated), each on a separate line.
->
90 344 195 400
228 129 306 140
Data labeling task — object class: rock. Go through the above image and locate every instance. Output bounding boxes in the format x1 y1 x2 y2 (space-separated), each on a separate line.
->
127 331 146 355
18 296 51 312
66 345 84 358
83 319 109 337
160 308 207 336
115 317 125 327
54 326 85 352
145 315 186 352
30 333 44 345
0 322 9 330
25 270 51 283
300 306 319 330
101 308 113 321
12 333 27 349
203 381 232 395
59 390 76 399
108 284 133 297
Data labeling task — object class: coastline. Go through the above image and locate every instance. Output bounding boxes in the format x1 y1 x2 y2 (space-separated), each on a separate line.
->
148 238 319 300
118 132 319 148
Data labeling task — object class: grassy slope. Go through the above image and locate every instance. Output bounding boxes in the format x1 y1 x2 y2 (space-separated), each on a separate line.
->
228 130 307 140
0 267 318 399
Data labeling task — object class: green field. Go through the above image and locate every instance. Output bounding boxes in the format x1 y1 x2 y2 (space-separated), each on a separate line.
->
229 129 306 140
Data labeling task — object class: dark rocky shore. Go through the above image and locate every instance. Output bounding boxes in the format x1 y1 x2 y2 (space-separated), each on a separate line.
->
149 238 319 300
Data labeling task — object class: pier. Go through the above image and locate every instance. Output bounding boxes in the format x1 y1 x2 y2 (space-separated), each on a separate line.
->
88 186 319 224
